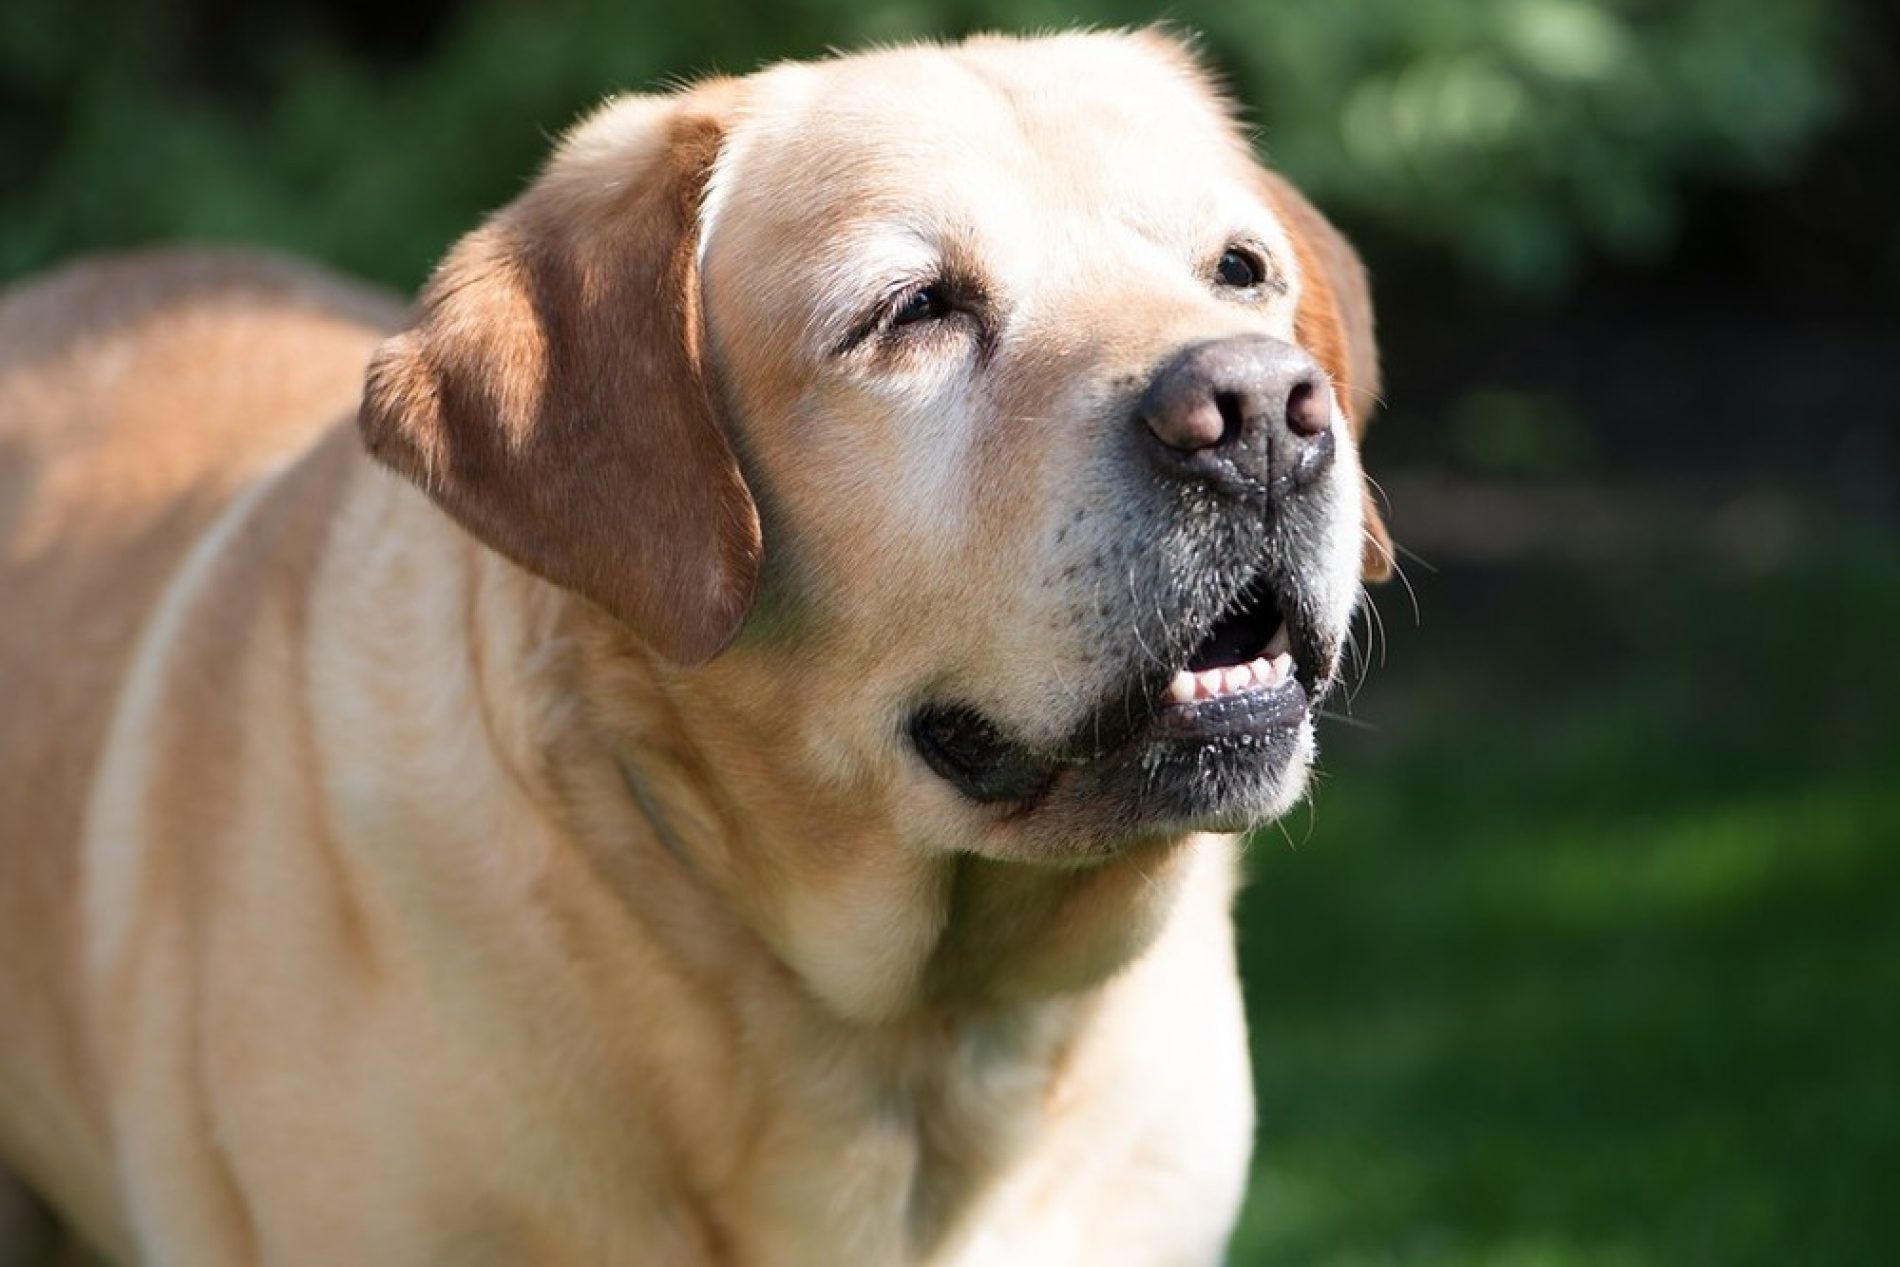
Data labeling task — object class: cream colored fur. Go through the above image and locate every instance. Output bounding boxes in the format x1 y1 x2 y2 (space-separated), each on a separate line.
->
0 32 1384 1266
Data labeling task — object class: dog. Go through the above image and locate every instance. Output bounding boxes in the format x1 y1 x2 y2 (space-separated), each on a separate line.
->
0 30 1390 1266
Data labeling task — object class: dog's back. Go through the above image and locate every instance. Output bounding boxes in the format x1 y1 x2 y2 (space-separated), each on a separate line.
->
0 251 399 1241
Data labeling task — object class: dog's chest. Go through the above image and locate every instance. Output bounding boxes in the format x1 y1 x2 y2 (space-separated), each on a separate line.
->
684 975 1244 1267
711 1008 1077 1265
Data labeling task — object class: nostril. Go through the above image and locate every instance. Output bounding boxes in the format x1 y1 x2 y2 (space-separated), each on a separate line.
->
1213 390 1246 446
1285 379 1328 437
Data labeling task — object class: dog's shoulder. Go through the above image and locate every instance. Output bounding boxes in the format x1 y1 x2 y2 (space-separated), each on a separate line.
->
0 246 402 698
1 247 400 520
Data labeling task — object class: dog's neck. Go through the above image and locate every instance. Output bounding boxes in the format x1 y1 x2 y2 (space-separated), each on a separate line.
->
547 611 1220 1026
546 669 1239 1254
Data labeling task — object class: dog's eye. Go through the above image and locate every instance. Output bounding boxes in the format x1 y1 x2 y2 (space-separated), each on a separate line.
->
891 283 951 327
834 274 987 358
1215 248 1265 289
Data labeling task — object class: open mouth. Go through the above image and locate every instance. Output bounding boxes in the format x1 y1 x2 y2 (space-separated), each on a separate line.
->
1164 573 1301 709
912 566 1327 808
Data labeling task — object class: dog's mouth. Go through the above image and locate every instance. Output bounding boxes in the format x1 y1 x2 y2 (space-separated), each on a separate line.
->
911 564 1333 814
1168 571 1306 706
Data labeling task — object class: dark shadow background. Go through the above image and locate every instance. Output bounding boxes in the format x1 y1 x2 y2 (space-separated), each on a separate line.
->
5 1 1896 1262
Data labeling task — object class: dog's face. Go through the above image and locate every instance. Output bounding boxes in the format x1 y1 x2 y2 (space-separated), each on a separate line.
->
362 32 1390 868
698 36 1381 857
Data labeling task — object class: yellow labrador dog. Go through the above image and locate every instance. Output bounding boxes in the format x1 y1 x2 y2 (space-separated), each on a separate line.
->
0 31 1390 1267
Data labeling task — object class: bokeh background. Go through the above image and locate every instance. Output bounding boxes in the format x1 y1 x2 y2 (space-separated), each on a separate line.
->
6 0 1896 1262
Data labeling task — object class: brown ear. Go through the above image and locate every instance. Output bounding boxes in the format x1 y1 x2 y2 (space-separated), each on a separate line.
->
1258 169 1395 583
359 84 759 665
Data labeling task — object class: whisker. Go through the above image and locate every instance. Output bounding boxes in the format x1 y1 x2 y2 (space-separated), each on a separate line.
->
1357 473 1425 625
1123 565 1167 674
1364 529 1423 630
1341 381 1390 414
1394 541 1439 574
1362 470 1396 516
1390 556 1421 628
1342 612 1369 706
1269 815 1301 853
1274 790 1319 852
1363 586 1389 672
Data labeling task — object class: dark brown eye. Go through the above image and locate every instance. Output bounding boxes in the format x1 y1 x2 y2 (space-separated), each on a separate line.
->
1215 248 1264 289
892 283 950 327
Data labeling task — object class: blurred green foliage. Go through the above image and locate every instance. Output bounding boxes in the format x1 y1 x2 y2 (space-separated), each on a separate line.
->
1449 388 1596 477
0 0 1856 292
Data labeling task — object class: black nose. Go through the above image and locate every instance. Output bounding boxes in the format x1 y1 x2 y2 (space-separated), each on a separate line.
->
1137 335 1335 496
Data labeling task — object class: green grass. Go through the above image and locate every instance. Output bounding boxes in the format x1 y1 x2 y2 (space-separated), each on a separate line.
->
1230 547 1900 1265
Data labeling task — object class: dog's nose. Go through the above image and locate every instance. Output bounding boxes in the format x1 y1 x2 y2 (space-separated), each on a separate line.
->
1138 335 1335 495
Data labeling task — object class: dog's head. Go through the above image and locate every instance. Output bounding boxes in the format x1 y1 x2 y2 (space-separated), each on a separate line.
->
362 32 1390 869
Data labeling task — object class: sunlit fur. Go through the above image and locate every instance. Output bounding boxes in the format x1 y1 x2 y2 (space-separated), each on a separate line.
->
0 32 1382 1266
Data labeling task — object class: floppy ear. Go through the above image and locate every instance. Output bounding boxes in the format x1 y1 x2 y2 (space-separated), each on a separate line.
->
1259 170 1395 583
359 83 760 665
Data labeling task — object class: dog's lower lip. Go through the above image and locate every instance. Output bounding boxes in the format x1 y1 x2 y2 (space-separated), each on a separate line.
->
1161 663 1294 710
1149 672 1309 739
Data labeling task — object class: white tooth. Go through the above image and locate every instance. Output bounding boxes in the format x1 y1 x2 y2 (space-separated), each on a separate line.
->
1266 623 1291 657
1223 665 1252 693
1194 668 1224 698
1166 669 1198 705
1249 655 1277 686
1269 652 1294 682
